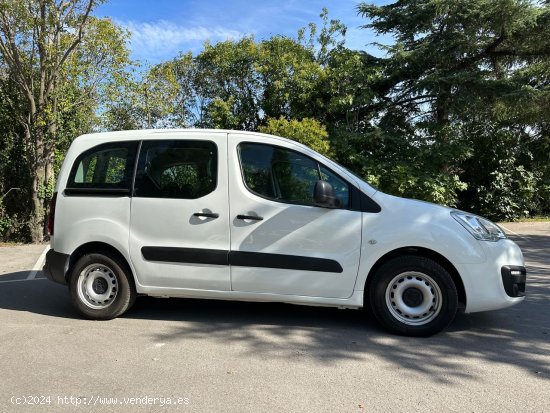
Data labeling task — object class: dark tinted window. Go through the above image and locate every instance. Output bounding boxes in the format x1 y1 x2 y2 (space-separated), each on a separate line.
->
238 143 349 208
320 165 350 208
134 140 217 199
68 141 138 190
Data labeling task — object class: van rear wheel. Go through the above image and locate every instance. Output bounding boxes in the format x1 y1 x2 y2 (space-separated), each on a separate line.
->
369 255 458 337
69 252 136 320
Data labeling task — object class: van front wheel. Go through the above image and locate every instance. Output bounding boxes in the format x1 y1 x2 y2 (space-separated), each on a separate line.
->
369 255 458 336
69 252 136 320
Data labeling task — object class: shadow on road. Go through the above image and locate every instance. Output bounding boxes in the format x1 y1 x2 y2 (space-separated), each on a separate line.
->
0 233 548 383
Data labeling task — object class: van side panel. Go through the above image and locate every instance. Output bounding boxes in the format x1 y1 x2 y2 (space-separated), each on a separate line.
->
53 196 133 270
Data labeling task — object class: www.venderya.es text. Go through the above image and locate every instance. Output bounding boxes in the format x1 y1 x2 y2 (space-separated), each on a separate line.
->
10 395 190 407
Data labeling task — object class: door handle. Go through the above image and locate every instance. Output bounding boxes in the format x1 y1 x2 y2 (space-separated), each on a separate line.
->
236 214 263 221
193 212 219 219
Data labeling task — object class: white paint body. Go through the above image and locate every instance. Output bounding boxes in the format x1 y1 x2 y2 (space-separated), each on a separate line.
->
52 129 525 313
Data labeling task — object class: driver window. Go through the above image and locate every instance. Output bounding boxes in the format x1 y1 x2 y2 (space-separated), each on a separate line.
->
238 142 349 208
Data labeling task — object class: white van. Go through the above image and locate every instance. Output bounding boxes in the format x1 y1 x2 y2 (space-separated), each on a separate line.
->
43 129 526 336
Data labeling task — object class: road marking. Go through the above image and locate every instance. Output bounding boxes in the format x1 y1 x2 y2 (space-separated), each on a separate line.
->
26 245 50 280
499 225 526 240
0 278 47 284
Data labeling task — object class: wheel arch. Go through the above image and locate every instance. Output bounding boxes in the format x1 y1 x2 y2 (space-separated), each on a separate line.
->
67 241 135 286
363 246 466 308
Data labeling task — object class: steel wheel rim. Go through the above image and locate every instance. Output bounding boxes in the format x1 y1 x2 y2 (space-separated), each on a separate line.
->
77 263 118 309
385 271 443 326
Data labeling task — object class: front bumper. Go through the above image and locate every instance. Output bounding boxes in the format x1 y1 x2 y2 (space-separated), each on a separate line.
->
459 239 526 313
43 249 69 285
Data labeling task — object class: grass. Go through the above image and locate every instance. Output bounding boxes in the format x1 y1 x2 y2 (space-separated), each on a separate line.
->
0 241 25 247
499 216 550 225
515 216 550 222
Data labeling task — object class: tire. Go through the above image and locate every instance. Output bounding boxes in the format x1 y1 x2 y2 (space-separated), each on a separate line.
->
368 255 458 337
69 252 136 320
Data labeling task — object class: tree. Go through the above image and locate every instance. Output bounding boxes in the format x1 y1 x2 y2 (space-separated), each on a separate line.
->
127 34 332 132
0 80 29 240
257 36 324 121
259 117 332 157
0 0 95 241
0 1 131 241
357 0 550 215
196 37 262 130
104 61 179 130
358 0 550 125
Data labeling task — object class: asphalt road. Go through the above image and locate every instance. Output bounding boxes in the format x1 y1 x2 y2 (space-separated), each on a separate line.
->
0 223 548 412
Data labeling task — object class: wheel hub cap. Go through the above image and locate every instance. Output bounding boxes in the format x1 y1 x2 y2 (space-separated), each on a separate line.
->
402 287 423 307
385 271 443 326
92 277 108 294
77 264 118 310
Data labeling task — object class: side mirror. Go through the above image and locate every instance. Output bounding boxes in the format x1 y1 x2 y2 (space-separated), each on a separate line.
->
313 180 340 208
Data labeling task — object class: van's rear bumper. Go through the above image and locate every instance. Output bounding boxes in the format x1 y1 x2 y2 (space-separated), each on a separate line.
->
43 249 69 285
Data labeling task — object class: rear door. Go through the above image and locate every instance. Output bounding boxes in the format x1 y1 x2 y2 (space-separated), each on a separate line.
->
129 132 230 290
227 134 363 298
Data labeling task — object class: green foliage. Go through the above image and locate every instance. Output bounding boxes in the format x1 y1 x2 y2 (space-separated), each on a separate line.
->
477 167 539 221
196 37 261 129
103 60 175 130
0 199 11 238
204 97 240 129
458 122 542 220
68 16 132 132
258 36 324 120
259 117 332 157
115 17 348 132
0 2 131 242
355 0 550 219
37 176 56 201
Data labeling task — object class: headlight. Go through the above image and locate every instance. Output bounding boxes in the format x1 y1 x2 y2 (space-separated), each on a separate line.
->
450 211 507 242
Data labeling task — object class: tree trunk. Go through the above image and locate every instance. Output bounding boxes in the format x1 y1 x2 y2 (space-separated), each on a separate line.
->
42 157 54 238
28 135 56 243
28 126 49 243
42 119 57 239
30 162 45 243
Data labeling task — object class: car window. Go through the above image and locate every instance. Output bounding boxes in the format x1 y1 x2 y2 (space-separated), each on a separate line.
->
238 142 349 208
272 159 319 203
68 142 138 190
134 140 217 199
320 166 350 208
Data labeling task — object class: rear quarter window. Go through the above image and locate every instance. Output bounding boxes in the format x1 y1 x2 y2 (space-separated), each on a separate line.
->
67 141 139 191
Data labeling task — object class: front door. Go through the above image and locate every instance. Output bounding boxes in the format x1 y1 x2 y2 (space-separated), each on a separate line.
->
129 132 230 290
228 134 362 298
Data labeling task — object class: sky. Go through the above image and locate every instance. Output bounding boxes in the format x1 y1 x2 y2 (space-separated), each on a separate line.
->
94 0 394 64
